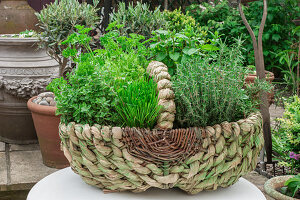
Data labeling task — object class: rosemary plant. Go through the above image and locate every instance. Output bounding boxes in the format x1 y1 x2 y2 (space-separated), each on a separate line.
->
172 40 257 127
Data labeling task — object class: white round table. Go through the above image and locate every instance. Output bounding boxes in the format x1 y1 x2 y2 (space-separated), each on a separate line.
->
27 167 266 200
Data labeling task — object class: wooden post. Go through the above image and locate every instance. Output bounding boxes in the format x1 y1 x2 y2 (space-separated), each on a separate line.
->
238 0 273 163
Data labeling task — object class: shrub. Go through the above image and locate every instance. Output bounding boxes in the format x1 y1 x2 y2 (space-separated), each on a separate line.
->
36 0 99 77
172 41 258 127
115 78 161 129
163 8 196 33
109 2 166 40
272 96 300 173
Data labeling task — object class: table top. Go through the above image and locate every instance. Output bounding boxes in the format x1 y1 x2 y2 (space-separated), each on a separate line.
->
27 167 266 200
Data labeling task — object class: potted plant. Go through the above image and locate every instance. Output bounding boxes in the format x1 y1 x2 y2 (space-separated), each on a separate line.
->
245 65 275 105
264 174 300 200
49 26 266 194
0 30 59 144
27 0 99 168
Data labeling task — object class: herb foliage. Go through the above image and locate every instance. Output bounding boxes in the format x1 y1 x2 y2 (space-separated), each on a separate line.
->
47 25 159 128
115 78 161 128
172 41 257 127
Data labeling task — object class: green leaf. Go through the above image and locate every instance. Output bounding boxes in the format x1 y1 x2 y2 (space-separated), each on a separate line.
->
284 174 300 197
149 42 159 49
267 14 274 22
181 54 190 64
169 52 180 61
183 48 198 56
272 34 281 42
201 44 219 51
263 33 270 40
156 52 167 61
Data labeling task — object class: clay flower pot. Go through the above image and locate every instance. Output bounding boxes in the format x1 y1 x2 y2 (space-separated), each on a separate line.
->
245 70 275 105
27 96 69 169
264 175 298 200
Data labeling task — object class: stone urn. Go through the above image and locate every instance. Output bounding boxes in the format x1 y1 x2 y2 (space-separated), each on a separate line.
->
264 175 298 200
0 36 59 144
0 0 38 34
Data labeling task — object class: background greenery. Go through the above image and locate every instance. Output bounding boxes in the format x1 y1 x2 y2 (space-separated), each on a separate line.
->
272 96 300 173
186 0 300 77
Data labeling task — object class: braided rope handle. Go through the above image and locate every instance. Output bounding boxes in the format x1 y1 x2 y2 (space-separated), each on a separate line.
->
146 61 176 130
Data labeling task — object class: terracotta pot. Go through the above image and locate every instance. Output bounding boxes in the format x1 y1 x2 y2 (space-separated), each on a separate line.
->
245 71 275 106
27 96 69 169
264 175 298 200
0 37 59 144
0 0 38 34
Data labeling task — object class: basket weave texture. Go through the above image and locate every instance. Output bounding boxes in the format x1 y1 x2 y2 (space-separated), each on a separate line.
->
59 61 264 194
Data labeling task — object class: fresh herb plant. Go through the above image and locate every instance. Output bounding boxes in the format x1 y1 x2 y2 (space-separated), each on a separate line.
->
172 41 259 127
96 24 149 90
148 26 219 75
47 26 117 125
48 25 158 128
115 78 161 128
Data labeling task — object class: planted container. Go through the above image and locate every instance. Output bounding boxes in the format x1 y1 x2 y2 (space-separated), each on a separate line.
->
0 36 59 144
27 96 69 168
264 176 298 200
245 71 275 105
59 62 264 194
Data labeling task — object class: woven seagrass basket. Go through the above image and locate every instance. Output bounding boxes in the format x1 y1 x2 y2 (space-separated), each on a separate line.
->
59 61 264 194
